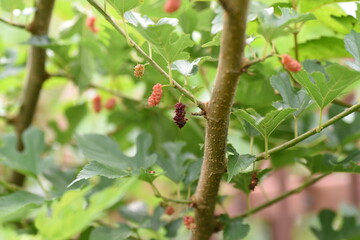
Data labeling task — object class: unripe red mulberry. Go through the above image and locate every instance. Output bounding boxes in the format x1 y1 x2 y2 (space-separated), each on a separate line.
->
92 95 102 113
281 54 301 72
148 83 163 107
173 102 187 128
165 206 175 215
164 0 181 13
86 16 99 33
134 64 145 78
105 97 116 110
183 216 195 230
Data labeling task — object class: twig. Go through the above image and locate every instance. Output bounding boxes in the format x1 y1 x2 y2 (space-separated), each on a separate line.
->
256 103 360 160
333 99 360 112
241 53 274 72
0 179 23 192
293 31 299 61
86 0 205 111
149 182 191 204
240 173 329 218
0 17 27 29
90 83 140 103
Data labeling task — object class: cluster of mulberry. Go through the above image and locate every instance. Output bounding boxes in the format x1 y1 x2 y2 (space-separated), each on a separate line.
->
281 54 302 73
173 102 187 128
92 95 117 113
148 83 163 107
183 216 195 230
134 64 145 78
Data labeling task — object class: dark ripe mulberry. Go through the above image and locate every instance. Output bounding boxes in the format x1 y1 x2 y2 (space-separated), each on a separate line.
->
173 102 187 128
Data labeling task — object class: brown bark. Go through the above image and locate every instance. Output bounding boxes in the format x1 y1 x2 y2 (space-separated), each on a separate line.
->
191 1 250 239
11 0 55 185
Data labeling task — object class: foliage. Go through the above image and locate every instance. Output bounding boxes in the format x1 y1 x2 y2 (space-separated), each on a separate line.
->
0 0 359 239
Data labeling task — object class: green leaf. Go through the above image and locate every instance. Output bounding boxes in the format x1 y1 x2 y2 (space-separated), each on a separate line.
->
220 215 250 240
328 105 360 146
270 72 312 117
301 151 360 174
312 4 349 34
233 108 296 138
119 201 148 224
49 103 87 145
293 64 360 110
107 0 143 16
119 202 165 230
157 142 197 183
171 57 211 77
0 0 25 12
226 145 256 182
125 12 194 63
0 191 43 223
299 0 357 13
230 169 272 194
241 120 261 138
36 178 135 240
165 219 182 238
138 169 159 183
258 7 315 40
311 209 360 240
0 127 45 177
311 210 340 240
179 8 198 34
69 132 156 186
89 224 132 240
345 30 360 71
295 37 351 61
201 32 221 48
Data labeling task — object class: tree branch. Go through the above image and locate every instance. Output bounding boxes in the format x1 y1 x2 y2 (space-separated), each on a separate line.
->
191 1 250 239
11 0 56 185
0 18 27 29
333 99 360 112
86 0 205 111
90 83 140 103
241 53 275 72
256 103 360 161
239 173 329 218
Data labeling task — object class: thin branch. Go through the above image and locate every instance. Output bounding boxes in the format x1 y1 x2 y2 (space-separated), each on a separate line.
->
0 179 23 192
86 0 205 111
256 103 360 160
149 182 191 204
240 173 329 218
0 17 27 29
333 99 360 112
293 31 299 61
90 83 140 103
241 53 275 72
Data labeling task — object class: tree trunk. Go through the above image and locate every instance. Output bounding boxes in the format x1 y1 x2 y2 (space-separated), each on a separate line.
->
11 0 56 185
191 1 250 239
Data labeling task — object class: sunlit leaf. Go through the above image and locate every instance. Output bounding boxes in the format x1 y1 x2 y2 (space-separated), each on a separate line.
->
107 0 143 16
293 64 360 110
